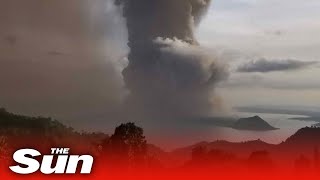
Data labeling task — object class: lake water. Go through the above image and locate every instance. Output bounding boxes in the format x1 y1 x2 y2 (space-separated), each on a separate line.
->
146 112 317 150
204 112 317 145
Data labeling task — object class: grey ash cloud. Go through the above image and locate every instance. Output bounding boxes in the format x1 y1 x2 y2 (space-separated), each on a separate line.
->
0 0 128 129
237 58 318 73
47 51 67 56
3 35 17 45
115 0 228 119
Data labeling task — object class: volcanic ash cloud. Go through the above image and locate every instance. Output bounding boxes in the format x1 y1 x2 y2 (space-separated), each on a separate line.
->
115 0 228 119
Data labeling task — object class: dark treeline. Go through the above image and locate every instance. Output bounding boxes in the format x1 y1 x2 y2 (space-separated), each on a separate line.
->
0 108 108 157
0 108 153 170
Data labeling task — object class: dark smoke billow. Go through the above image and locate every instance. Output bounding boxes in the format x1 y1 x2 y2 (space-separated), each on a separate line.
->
116 0 228 119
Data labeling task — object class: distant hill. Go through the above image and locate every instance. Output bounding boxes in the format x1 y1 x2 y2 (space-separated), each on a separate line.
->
0 108 71 135
232 116 278 131
152 127 320 167
0 108 108 153
281 127 320 147
167 139 276 166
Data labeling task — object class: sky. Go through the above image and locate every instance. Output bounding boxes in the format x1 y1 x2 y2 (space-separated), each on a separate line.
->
0 0 319 135
196 0 320 109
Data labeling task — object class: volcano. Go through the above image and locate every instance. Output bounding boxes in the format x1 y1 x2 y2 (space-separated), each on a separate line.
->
232 116 278 131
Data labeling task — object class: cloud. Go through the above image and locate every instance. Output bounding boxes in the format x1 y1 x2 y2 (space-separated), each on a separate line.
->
237 58 318 73
219 72 320 90
0 0 128 129
264 30 285 36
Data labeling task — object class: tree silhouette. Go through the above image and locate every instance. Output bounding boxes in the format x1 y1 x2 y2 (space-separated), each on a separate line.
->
248 150 273 170
314 146 319 169
294 154 311 172
0 136 9 165
191 146 207 165
102 122 147 169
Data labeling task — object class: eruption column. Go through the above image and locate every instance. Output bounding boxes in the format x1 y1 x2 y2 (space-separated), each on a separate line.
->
115 0 227 119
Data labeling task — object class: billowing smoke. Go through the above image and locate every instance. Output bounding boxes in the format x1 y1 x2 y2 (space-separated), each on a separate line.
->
0 0 128 130
115 0 228 119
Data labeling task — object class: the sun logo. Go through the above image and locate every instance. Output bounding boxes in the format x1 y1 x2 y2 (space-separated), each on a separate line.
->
10 148 94 174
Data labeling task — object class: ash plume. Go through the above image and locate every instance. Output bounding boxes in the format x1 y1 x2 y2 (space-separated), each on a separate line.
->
115 0 228 119
0 0 128 130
